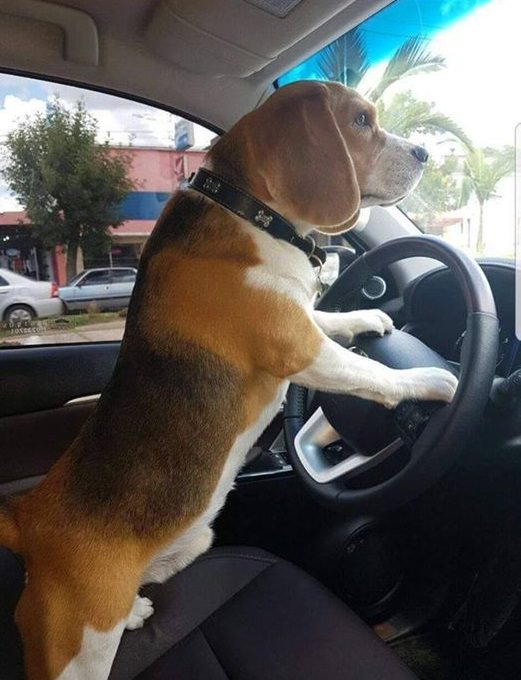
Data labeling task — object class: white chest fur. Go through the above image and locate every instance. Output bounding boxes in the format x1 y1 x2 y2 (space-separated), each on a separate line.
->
244 225 319 307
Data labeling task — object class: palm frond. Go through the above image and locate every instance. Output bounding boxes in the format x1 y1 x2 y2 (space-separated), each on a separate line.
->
367 36 445 102
413 112 473 150
459 175 473 208
315 28 369 87
378 100 473 150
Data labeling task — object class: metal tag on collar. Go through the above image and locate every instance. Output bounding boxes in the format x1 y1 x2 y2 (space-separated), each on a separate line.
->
316 268 330 297
307 237 329 296
307 236 322 267
254 209 273 229
203 176 221 194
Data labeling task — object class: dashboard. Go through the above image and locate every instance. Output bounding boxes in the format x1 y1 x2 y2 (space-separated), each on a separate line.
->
402 261 516 377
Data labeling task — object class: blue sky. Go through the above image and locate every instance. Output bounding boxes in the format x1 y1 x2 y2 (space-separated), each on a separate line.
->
278 0 493 85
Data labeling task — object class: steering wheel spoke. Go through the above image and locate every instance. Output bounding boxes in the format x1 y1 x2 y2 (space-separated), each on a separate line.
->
294 407 404 484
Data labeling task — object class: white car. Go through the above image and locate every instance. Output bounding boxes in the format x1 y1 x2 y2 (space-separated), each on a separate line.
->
0 268 63 324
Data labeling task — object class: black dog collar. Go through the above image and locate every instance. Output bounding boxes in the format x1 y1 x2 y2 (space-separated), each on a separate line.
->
188 168 326 266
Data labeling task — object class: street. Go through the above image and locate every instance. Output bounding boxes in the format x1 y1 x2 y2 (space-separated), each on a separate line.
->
0 319 126 346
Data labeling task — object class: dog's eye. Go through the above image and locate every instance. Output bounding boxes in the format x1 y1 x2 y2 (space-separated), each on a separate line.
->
355 113 368 127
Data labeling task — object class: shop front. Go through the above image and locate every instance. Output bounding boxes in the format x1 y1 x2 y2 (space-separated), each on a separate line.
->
0 221 51 280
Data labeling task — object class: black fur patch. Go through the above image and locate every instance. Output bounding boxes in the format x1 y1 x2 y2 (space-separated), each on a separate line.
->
66 332 242 536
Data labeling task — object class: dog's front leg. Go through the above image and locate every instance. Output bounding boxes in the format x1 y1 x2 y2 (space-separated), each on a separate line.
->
313 309 393 344
290 335 457 409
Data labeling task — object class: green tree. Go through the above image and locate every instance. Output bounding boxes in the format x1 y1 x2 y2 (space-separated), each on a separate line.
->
365 36 444 103
2 97 136 280
316 32 443 98
460 146 514 253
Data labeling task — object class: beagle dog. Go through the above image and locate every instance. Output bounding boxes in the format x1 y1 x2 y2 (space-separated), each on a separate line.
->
0 81 457 680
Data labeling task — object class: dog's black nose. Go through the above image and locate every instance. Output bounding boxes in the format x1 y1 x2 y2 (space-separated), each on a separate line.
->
411 145 429 163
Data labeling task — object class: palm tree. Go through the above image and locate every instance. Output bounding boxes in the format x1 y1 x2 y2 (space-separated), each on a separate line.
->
460 147 514 253
316 30 468 148
315 30 369 88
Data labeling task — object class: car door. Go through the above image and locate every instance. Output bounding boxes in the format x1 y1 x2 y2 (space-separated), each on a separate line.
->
106 269 137 309
0 274 13 318
71 270 111 311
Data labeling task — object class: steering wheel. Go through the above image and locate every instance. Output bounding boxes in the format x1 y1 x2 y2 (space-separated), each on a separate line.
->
284 235 499 512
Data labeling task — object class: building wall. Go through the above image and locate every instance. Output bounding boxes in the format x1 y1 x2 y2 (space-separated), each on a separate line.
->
0 147 207 283
108 147 206 246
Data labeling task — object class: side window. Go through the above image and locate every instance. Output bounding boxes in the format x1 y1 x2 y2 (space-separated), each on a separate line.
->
111 270 137 283
81 271 111 286
0 73 216 346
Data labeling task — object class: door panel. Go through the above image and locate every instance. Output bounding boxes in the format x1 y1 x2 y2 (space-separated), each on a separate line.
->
0 342 120 417
0 402 95 483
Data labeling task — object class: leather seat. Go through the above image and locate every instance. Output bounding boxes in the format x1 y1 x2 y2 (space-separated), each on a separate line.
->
0 546 417 679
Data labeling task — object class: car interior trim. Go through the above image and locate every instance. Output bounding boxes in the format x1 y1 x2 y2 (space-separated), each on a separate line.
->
294 407 404 483
1 0 99 66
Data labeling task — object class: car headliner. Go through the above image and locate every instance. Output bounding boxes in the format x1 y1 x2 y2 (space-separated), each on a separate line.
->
0 0 394 132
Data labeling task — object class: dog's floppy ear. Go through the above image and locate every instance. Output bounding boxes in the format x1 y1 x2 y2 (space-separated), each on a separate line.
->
251 82 360 231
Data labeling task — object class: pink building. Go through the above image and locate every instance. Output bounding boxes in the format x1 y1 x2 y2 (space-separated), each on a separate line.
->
0 147 206 284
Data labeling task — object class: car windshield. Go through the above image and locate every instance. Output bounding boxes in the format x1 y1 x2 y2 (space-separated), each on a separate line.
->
276 0 517 259
66 272 86 287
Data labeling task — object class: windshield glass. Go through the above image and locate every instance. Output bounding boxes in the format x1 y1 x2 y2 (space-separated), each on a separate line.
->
276 0 516 259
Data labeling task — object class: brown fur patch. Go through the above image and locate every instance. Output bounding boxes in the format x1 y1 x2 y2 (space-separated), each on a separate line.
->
12 456 155 679
138 198 320 381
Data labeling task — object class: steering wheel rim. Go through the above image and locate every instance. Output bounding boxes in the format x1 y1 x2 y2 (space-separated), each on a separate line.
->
284 235 499 513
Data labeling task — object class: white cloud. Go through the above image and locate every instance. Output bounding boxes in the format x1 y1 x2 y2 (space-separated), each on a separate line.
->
371 0 521 149
0 94 46 142
0 195 22 212
0 73 216 150
38 80 216 149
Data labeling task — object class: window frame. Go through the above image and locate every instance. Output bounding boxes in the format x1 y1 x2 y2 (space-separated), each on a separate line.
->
0 70 222 349
77 270 112 287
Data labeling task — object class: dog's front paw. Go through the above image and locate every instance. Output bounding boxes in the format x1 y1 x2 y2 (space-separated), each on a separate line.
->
385 366 458 409
340 309 394 343
126 595 154 630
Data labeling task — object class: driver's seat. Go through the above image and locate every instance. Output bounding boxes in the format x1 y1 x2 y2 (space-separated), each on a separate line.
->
0 546 417 679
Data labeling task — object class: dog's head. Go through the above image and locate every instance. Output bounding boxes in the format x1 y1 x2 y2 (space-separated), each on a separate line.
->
210 80 428 234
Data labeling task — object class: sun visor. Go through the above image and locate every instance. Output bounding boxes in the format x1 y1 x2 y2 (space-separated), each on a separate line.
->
145 0 357 77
